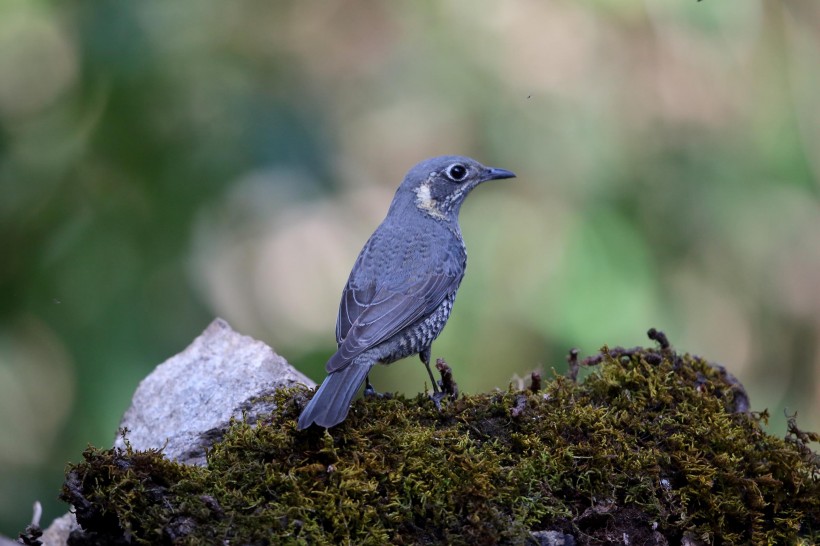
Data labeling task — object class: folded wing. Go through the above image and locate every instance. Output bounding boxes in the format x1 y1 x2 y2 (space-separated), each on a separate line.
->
327 272 459 373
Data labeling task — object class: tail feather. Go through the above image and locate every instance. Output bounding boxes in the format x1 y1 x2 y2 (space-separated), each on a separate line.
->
297 362 372 430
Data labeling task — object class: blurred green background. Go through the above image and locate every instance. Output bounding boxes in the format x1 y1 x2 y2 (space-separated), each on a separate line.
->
1 0 819 536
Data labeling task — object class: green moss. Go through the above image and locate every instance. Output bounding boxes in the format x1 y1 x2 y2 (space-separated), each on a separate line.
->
61 347 820 545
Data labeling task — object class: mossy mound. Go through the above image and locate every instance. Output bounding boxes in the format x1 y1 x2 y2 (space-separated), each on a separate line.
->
61 346 820 545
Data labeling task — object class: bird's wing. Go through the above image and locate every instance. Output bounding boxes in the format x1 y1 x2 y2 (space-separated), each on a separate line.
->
327 272 459 373
335 277 371 346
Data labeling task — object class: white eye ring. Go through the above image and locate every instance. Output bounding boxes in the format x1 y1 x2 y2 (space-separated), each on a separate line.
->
446 164 468 182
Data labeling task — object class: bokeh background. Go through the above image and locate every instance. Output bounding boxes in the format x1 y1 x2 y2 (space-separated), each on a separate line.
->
1 0 819 536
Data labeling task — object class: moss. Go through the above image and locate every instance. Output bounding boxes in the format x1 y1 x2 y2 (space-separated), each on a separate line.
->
61 345 820 545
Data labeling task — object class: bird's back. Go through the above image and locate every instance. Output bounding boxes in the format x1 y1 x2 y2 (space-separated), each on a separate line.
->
350 217 465 290
330 214 466 371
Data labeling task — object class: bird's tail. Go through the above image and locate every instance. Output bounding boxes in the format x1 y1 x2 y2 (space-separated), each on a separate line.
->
297 361 372 430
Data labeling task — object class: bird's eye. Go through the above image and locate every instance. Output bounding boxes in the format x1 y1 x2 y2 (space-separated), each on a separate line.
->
446 164 468 182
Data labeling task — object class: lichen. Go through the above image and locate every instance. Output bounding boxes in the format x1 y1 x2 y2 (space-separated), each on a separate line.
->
60 345 820 545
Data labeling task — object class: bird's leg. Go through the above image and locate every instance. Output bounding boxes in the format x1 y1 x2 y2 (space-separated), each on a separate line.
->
420 347 441 393
364 374 379 398
363 373 392 399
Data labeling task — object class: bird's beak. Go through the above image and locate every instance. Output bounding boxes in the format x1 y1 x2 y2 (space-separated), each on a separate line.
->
484 167 516 181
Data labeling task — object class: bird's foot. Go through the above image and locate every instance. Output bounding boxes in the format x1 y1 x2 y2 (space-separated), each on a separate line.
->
430 390 448 411
364 383 392 400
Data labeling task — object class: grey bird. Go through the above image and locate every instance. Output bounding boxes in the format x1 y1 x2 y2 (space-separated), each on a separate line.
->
297 155 515 430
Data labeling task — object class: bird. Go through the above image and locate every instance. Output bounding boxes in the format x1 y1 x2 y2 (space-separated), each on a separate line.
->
296 155 515 430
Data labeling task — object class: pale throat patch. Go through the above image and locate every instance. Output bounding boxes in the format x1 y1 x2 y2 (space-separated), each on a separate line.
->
415 181 446 219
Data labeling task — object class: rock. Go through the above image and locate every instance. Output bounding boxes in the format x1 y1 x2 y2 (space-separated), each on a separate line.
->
6 503 79 546
529 530 576 545
113 318 314 465
40 513 79 546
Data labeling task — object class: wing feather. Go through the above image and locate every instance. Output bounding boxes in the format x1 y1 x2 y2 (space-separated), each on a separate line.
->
327 272 461 373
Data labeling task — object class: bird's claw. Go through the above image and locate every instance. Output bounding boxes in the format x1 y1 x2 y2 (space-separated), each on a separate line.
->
364 384 392 400
430 391 448 411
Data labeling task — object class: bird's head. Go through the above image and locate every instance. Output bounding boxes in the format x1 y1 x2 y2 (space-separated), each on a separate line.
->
398 155 516 220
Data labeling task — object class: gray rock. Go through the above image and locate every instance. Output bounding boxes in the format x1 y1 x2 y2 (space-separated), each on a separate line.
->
529 530 576 546
114 318 314 465
4 502 78 546
40 512 79 546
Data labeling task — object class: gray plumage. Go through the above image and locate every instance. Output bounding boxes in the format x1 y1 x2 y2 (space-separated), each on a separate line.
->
297 155 515 430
